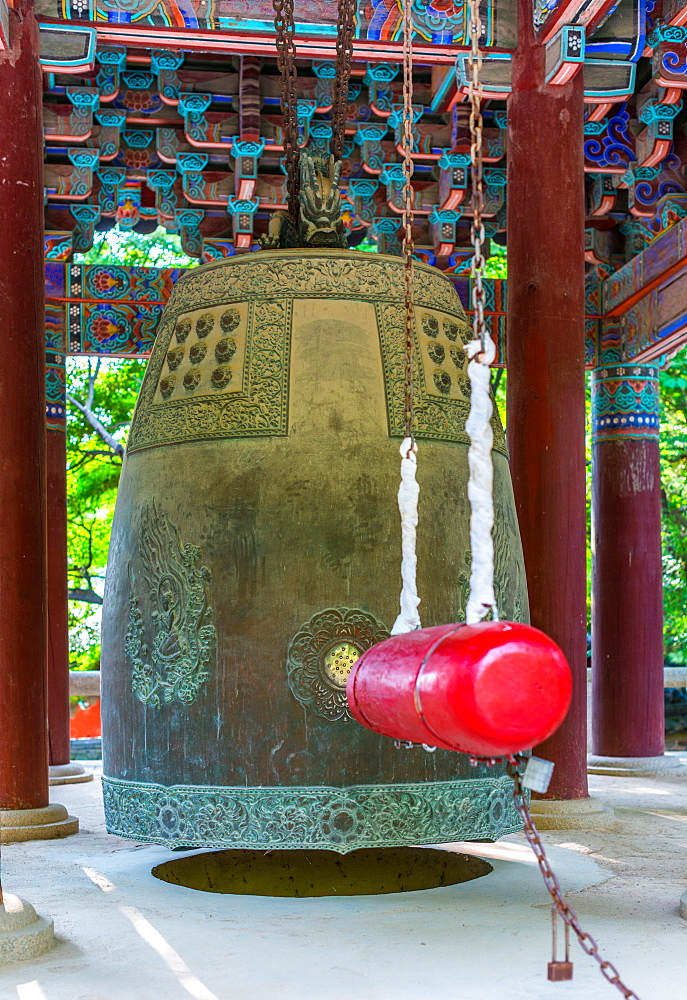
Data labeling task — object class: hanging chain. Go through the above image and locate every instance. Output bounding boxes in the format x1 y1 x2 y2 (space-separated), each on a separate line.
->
331 0 356 162
467 36 634 1000
507 762 642 1000
401 0 415 442
274 0 355 216
467 0 486 354
273 0 300 220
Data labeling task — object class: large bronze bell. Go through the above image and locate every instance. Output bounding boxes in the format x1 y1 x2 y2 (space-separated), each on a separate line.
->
101 249 529 851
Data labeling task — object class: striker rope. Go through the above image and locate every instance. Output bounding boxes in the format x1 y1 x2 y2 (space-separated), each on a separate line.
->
391 0 421 636
392 0 498 633
465 0 498 626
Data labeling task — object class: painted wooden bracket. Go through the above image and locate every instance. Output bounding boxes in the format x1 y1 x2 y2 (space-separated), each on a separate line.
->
545 25 585 85
39 24 97 74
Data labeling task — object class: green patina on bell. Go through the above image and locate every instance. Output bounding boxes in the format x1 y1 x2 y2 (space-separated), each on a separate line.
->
101 247 529 851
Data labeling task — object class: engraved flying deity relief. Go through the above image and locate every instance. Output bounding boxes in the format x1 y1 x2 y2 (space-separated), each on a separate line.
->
125 502 216 708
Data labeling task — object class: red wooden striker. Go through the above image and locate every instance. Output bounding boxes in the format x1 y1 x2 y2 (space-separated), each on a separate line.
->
346 621 572 757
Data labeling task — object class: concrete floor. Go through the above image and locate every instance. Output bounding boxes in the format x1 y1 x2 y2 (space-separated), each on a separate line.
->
0 760 685 1000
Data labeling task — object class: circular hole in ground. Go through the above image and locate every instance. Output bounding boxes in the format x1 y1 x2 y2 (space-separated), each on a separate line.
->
151 847 492 898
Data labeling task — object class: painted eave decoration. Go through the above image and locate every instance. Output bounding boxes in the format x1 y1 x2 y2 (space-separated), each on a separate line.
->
33 0 687 380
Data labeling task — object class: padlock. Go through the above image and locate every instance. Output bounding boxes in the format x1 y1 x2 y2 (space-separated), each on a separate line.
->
547 909 573 982
522 756 555 794
547 961 573 982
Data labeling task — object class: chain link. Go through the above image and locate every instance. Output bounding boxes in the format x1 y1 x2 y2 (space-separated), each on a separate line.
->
401 0 415 442
331 0 356 162
467 0 487 354
507 761 642 1000
274 0 355 217
273 0 300 219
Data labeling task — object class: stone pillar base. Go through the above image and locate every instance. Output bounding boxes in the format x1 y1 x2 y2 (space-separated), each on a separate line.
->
528 796 614 830
0 895 54 965
0 803 78 843
679 890 687 921
49 762 93 786
587 754 685 777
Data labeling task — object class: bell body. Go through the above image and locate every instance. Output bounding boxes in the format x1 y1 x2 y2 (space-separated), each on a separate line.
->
347 621 573 757
101 249 529 852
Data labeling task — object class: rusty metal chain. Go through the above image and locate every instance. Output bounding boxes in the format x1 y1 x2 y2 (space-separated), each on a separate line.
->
467 0 487 354
401 0 415 442
273 0 300 219
273 0 355 216
331 0 356 162
507 761 642 1000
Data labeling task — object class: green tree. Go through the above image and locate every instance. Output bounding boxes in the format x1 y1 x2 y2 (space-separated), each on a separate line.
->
67 357 147 669
68 225 195 668
484 242 507 279
75 225 197 269
660 348 687 662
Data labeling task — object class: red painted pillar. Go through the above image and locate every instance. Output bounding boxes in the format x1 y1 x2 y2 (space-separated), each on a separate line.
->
0 4 50 810
46 303 90 787
506 3 588 799
47 427 71 767
591 364 665 759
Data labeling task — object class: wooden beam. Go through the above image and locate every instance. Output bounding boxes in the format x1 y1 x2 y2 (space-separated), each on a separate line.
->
537 0 619 44
38 18 480 65
609 274 687 365
602 214 687 316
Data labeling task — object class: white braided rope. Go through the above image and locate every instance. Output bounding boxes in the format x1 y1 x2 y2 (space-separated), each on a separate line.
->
391 437 422 635
465 336 498 625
